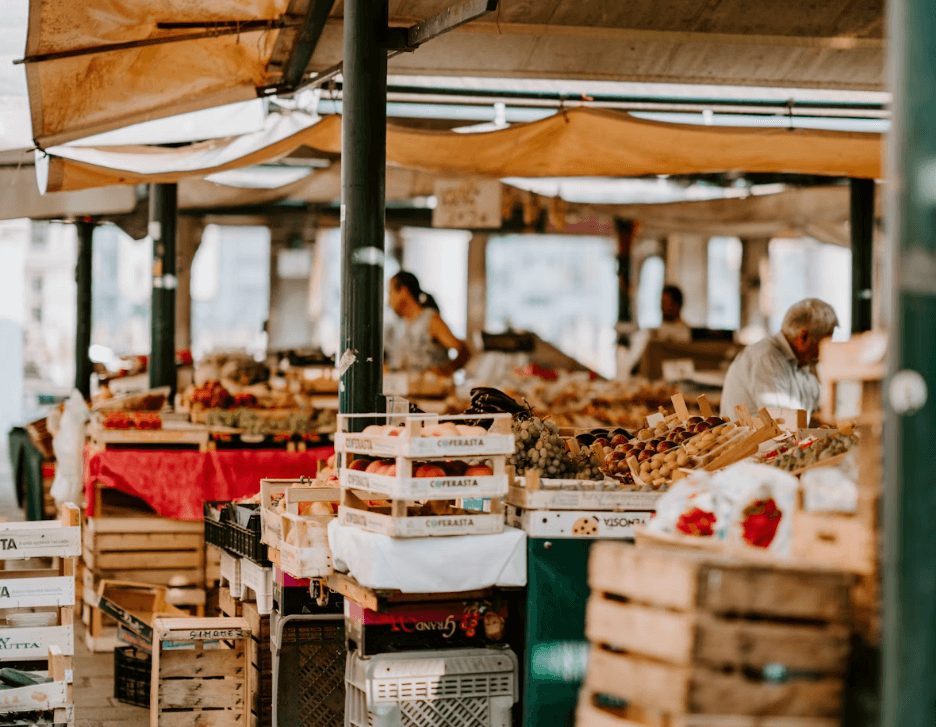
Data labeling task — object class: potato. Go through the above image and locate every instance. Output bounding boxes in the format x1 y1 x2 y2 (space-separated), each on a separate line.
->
651 453 666 466
638 428 652 441
677 452 689 467
664 451 678 463
649 468 662 481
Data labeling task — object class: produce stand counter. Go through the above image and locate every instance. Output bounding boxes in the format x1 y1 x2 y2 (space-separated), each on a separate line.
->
83 444 333 520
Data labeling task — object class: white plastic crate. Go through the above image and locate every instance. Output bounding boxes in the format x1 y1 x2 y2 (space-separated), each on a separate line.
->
335 413 515 459
506 505 653 539
219 548 241 595
239 557 274 615
345 647 518 727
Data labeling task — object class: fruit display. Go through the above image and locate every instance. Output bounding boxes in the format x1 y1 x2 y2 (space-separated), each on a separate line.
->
760 432 858 472
101 411 162 430
360 423 489 438
510 415 604 481
191 380 235 409
205 407 336 436
347 458 495 479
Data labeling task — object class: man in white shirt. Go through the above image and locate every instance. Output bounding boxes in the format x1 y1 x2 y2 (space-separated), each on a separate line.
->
720 299 839 420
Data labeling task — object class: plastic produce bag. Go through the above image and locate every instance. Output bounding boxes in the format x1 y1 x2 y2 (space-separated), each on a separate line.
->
801 449 859 514
49 390 90 505
647 461 798 556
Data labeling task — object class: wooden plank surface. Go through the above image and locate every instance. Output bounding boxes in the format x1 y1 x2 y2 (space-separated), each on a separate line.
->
88 517 204 535
158 679 245 709
586 647 843 717
589 543 853 622
88 532 204 551
158 709 247 726
586 596 850 672
158 647 246 678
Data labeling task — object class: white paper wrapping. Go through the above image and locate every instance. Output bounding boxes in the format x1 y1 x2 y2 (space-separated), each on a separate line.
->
327 520 527 593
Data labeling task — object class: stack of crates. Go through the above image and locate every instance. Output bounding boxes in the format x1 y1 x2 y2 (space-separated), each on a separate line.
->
333 413 521 727
0 504 81 726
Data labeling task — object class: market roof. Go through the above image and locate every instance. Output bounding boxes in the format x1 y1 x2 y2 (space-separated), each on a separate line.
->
16 0 885 148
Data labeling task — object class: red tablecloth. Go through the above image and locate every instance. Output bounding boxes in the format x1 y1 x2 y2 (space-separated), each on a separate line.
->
84 446 333 520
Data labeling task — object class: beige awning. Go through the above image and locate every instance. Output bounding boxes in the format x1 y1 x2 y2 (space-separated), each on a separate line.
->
38 108 882 194
22 0 292 148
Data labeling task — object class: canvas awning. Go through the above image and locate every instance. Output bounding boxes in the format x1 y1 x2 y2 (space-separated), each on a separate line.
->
20 0 293 147
37 107 882 194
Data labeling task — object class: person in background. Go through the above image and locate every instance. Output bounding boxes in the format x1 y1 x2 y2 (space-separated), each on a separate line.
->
655 285 692 343
720 298 839 420
385 271 470 375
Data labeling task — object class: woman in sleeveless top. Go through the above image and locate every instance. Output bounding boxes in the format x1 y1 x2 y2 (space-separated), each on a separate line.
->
385 271 470 375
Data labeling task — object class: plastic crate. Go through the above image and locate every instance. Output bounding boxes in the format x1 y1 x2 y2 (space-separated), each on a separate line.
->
272 614 346 727
274 580 344 616
114 646 151 707
345 647 518 727
226 502 270 564
203 500 230 550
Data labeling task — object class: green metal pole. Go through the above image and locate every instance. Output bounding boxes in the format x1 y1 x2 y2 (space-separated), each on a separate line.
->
850 178 874 333
338 0 387 418
74 218 94 400
149 183 178 401
883 0 936 724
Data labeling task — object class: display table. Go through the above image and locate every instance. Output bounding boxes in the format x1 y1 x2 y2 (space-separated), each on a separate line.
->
84 445 333 520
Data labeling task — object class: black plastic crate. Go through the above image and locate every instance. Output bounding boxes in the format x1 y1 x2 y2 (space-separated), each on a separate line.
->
275 617 345 727
226 502 269 565
114 646 151 708
203 500 230 550
274 581 343 616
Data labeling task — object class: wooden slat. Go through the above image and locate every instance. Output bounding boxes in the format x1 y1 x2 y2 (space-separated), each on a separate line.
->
586 597 850 673
88 532 204 551
159 680 245 710
158 712 246 727
87 517 204 535
88 550 202 570
92 568 204 587
589 543 853 622
159 647 246 678
586 646 843 717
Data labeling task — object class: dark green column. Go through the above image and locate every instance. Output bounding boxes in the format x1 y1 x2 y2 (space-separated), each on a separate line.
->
74 218 94 400
882 0 936 724
850 178 874 333
149 183 178 401
338 0 387 417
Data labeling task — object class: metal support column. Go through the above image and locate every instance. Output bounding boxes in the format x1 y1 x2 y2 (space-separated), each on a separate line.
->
74 218 94 399
850 178 874 333
149 183 178 400
338 0 388 416
615 219 636 325
883 0 936 724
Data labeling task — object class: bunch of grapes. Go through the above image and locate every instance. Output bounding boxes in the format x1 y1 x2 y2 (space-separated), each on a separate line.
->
510 416 603 481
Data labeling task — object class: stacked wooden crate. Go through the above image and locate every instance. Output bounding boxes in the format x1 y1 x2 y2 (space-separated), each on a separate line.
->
82 513 207 651
0 504 81 726
577 542 855 727
218 582 272 727
150 617 250 727
817 332 885 645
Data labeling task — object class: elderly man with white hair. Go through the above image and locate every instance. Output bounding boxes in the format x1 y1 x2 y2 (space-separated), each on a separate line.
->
720 299 839 420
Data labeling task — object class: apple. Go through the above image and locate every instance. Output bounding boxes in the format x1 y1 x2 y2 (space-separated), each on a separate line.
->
364 461 383 473
415 464 447 478
349 459 370 471
465 465 493 477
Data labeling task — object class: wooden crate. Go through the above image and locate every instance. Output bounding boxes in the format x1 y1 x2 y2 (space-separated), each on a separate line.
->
151 617 250 727
88 420 211 451
84 514 206 588
243 602 272 727
0 645 72 724
339 488 504 537
582 542 854 722
577 695 838 727
339 454 510 500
